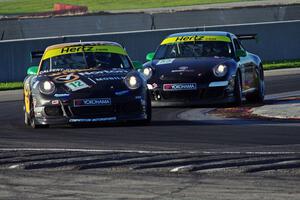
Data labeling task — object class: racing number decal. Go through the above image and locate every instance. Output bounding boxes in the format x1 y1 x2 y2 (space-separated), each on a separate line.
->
65 80 89 91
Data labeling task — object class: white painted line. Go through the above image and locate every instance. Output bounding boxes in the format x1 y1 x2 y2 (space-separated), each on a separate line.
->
265 90 300 100
170 165 193 172
0 148 185 154
8 164 20 169
0 148 299 155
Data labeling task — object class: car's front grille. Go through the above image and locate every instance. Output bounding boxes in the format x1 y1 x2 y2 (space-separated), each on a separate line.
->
203 88 225 98
70 106 115 117
160 90 203 100
116 100 143 114
44 106 63 117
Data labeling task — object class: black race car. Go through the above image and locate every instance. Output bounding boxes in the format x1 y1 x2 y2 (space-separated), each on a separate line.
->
23 41 151 128
142 31 265 106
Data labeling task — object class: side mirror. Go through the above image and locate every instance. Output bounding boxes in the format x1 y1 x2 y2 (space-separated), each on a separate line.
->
27 66 39 75
236 49 247 58
146 52 155 61
132 61 143 70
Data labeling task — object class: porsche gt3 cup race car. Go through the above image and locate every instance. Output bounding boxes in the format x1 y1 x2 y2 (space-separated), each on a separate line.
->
23 41 151 128
142 31 265 106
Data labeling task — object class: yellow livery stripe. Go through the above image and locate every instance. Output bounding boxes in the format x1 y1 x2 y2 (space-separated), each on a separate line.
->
42 45 127 60
161 35 231 45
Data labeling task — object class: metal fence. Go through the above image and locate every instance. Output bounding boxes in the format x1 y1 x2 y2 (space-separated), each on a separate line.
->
0 20 300 82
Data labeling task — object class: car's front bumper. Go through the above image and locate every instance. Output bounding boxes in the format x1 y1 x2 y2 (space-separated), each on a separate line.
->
148 80 236 107
33 95 148 125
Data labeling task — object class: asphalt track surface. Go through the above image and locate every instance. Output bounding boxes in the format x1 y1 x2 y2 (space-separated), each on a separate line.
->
0 72 299 153
0 71 300 199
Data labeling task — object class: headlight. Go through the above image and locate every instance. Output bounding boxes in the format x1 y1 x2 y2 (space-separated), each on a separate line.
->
213 64 228 77
124 75 141 90
142 67 153 80
39 80 56 95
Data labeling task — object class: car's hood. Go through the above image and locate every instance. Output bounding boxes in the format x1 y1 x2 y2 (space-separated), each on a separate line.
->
40 68 131 93
149 57 232 82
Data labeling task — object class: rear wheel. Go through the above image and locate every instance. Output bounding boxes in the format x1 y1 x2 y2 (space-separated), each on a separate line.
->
234 72 243 106
246 67 265 103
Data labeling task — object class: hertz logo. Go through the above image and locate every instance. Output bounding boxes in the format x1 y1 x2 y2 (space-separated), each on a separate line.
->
60 46 94 54
175 36 205 42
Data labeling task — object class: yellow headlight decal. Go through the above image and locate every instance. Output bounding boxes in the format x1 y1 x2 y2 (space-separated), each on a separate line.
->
42 45 127 60
161 35 231 45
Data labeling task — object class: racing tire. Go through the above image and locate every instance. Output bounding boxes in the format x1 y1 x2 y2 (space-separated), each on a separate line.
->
233 72 243 106
30 118 49 129
137 92 152 125
145 92 152 123
29 100 49 129
24 111 30 126
246 67 265 103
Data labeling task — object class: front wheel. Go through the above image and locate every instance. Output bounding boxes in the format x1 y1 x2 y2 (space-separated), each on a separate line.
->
27 100 49 129
30 117 49 129
137 92 152 125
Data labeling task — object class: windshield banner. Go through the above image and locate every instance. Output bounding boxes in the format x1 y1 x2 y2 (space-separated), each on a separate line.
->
161 35 231 45
42 45 127 60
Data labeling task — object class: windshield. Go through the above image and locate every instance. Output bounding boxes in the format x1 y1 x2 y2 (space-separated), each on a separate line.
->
154 41 233 59
40 52 132 72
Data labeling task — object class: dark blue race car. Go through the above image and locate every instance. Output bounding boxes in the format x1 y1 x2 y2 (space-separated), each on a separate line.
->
142 31 265 106
23 41 151 128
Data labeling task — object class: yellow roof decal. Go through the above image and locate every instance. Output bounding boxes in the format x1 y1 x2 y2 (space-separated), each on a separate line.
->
161 35 231 45
42 45 127 60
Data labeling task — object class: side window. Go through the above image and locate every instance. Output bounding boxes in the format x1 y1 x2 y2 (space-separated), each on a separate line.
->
233 38 245 51
40 59 50 72
233 39 241 50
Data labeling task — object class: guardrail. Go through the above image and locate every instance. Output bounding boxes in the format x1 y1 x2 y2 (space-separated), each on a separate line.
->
0 20 300 82
1 4 299 40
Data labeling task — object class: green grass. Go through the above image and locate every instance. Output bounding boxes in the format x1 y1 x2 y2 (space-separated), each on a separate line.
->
0 0 260 15
263 59 300 71
0 82 23 91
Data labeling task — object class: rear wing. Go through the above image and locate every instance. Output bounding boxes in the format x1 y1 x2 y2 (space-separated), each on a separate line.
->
30 50 44 62
236 34 257 41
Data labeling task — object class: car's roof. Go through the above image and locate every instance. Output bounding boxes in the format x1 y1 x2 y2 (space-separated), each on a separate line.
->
167 31 233 38
45 41 123 51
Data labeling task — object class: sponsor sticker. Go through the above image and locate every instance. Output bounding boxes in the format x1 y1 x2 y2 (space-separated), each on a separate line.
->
95 77 124 81
74 98 111 107
79 69 127 77
65 80 89 91
161 35 231 45
115 90 130 96
42 45 127 60
69 117 117 123
157 58 175 65
163 83 197 91
54 93 70 98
